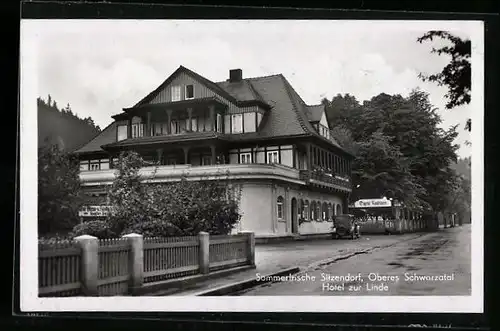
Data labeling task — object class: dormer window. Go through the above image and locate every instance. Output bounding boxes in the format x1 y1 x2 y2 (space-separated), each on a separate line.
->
185 84 194 100
171 86 181 102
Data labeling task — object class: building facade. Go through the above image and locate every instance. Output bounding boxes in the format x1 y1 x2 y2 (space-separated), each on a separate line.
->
75 66 354 238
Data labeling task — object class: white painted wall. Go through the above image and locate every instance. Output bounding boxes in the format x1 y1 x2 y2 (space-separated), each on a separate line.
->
238 183 274 235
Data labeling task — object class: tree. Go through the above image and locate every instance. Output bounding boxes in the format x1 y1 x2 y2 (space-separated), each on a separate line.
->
323 93 363 132
417 31 471 131
38 142 83 236
327 90 459 213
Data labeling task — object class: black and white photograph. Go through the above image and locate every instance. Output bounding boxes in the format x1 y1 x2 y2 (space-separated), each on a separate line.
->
20 19 483 313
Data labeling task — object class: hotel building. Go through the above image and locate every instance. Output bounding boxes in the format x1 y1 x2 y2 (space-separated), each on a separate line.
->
75 66 354 238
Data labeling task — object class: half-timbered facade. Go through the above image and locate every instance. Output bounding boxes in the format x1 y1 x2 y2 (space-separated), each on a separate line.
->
75 66 354 238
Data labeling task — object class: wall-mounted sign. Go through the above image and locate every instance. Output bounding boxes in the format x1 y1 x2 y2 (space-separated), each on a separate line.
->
78 205 111 217
352 199 392 208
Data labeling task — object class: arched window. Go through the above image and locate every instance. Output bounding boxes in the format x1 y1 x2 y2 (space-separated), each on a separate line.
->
322 202 328 221
310 201 316 220
336 204 342 216
328 203 333 221
316 203 321 221
304 200 309 221
277 196 284 219
299 199 304 219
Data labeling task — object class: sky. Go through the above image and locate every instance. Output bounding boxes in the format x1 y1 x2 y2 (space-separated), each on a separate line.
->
33 20 478 158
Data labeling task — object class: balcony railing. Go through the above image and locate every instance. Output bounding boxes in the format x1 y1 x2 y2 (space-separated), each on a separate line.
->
80 163 304 187
299 170 352 191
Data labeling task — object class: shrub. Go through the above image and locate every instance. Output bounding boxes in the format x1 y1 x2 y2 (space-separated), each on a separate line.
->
105 151 242 237
71 220 117 239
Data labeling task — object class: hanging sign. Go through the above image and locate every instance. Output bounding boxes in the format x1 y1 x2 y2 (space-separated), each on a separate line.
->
353 199 392 208
78 205 111 217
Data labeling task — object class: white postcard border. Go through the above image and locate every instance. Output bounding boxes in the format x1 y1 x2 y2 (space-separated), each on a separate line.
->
20 19 484 313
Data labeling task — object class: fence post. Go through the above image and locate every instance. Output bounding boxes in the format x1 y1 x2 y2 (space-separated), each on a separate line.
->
198 232 209 274
74 235 99 296
122 233 144 295
239 231 255 266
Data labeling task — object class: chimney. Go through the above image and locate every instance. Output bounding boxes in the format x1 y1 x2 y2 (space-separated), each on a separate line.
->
229 69 243 82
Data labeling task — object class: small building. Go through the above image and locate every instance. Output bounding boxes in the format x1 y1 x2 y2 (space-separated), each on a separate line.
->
75 66 354 238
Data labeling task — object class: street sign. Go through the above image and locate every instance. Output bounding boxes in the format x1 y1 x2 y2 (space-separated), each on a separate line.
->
352 198 392 208
78 205 111 217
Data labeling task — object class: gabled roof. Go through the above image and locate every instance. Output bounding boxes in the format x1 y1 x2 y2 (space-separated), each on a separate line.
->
75 66 351 156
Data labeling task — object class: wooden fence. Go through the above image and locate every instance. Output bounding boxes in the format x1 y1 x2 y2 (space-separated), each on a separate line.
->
39 240 82 297
143 236 200 283
359 218 426 234
38 231 254 297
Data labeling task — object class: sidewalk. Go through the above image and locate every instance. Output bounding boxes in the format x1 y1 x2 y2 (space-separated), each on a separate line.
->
149 232 429 296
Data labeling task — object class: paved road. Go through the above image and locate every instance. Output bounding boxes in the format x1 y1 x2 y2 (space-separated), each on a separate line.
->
238 225 471 296
156 233 426 295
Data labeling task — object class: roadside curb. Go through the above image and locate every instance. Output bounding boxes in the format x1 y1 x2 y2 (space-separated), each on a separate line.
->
193 266 301 296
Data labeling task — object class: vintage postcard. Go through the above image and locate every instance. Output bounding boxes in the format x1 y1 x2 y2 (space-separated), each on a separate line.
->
20 19 483 313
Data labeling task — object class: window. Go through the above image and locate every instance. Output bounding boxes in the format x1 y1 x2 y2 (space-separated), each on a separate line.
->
216 113 223 132
153 123 162 136
162 123 169 135
100 159 110 170
277 196 284 219
316 203 321 221
117 125 128 141
171 120 186 134
231 114 243 133
171 121 178 134
80 161 89 171
240 152 252 164
336 204 342 216
90 162 100 171
244 112 256 132
191 118 198 132
171 85 181 101
310 201 316 220
304 200 309 220
202 155 212 165
267 151 279 164
132 123 144 138
185 85 194 99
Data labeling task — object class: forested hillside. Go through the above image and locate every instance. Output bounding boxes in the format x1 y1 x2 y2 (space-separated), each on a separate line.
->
38 95 101 152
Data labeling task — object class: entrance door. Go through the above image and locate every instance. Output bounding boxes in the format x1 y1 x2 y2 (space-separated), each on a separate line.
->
291 198 298 234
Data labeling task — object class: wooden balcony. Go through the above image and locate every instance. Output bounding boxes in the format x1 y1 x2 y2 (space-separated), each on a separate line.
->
299 170 352 193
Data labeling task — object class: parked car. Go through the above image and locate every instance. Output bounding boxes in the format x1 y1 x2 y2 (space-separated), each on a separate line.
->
332 214 361 239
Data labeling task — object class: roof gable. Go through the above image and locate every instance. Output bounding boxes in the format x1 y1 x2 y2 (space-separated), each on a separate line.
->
133 66 240 108
75 67 353 156
319 111 329 128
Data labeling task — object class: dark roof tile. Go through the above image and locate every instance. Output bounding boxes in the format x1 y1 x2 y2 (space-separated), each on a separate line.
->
74 122 117 154
76 67 349 155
